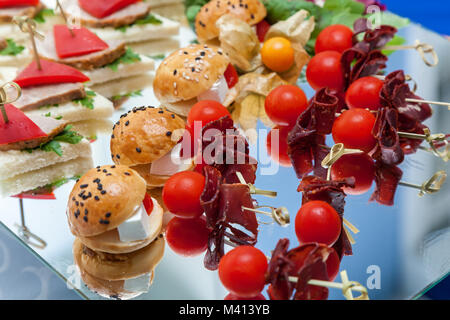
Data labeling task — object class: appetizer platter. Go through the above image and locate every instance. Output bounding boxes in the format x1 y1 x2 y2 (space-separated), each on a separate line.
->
0 0 449 300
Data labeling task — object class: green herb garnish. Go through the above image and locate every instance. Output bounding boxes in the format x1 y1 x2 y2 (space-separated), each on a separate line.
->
0 39 25 56
116 13 162 33
24 125 83 156
33 9 55 24
74 90 96 109
106 48 141 71
149 54 166 60
111 90 143 101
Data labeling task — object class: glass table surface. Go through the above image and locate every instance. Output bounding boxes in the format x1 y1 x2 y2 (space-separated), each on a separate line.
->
0 16 449 300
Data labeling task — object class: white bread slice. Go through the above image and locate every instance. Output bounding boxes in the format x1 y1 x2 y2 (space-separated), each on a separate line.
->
0 15 63 43
128 37 180 56
150 3 186 24
84 54 154 86
90 73 154 99
91 14 179 44
70 119 113 139
146 0 183 7
0 48 32 67
0 139 91 180
0 156 93 198
24 90 114 123
0 66 18 82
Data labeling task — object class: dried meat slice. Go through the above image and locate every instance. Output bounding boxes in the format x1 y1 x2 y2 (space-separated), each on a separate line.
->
370 161 403 206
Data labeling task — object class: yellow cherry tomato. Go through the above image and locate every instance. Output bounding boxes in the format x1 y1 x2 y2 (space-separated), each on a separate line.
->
261 37 295 73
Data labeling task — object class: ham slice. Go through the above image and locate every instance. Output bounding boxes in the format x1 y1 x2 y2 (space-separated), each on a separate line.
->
65 0 150 28
37 30 126 70
0 37 6 51
0 3 44 23
0 113 67 151
13 83 86 111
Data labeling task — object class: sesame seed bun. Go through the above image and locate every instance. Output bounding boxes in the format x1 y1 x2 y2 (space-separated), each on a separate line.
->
77 197 164 254
153 44 230 106
78 265 155 300
110 106 185 167
73 235 165 281
195 0 267 43
67 165 147 238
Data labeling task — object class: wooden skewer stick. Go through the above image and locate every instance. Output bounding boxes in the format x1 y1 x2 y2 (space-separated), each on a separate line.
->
235 171 277 198
288 270 369 300
56 0 74 36
398 128 448 161
13 16 44 70
242 205 290 227
383 40 439 67
0 82 22 123
399 170 447 197
405 98 450 110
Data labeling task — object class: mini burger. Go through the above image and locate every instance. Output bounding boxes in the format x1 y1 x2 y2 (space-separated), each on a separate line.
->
153 44 236 116
195 0 267 44
110 106 194 188
67 165 165 297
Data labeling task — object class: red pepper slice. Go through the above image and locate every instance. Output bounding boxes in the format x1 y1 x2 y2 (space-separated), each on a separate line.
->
256 20 271 43
13 192 56 200
0 104 47 145
54 25 109 59
78 0 141 19
14 59 89 88
224 64 238 89
0 0 39 8
143 193 154 216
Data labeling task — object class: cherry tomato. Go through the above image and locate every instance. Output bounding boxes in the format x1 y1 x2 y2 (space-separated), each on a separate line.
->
345 76 384 111
332 109 377 153
265 85 308 127
143 193 154 215
187 100 230 129
225 293 266 300
256 20 271 42
162 171 206 219
218 246 268 298
166 216 210 257
261 37 295 73
315 24 354 54
306 51 344 91
266 126 292 167
224 64 239 89
295 200 341 246
331 153 375 195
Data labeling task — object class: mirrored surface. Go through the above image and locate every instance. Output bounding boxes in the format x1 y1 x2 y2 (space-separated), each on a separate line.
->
0 17 449 300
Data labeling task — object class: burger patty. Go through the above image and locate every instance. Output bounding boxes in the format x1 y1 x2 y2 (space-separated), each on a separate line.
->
82 245 129 263
36 32 127 70
0 3 44 23
0 115 67 151
14 83 87 112
65 0 151 28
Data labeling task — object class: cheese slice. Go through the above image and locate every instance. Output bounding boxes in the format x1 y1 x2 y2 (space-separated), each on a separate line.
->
117 203 152 242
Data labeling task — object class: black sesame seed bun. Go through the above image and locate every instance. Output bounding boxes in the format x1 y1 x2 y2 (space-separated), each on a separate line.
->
153 44 230 115
195 0 267 43
77 196 164 254
110 107 185 167
77 262 155 300
67 165 147 238
73 235 165 281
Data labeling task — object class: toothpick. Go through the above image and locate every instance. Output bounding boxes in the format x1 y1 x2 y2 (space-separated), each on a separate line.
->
242 205 290 227
398 170 447 197
235 171 277 198
321 143 364 181
383 40 438 67
405 98 450 110
288 270 369 300
56 0 74 37
13 16 44 70
0 82 22 123
398 128 448 161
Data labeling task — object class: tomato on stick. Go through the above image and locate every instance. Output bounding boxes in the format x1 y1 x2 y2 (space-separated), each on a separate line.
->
315 24 354 54
345 76 384 111
331 153 375 195
306 51 344 91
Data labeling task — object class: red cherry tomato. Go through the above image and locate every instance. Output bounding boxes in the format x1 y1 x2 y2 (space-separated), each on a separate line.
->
266 126 292 167
265 85 308 127
332 109 377 153
256 20 271 42
225 293 266 300
224 64 239 89
187 100 230 129
218 246 268 298
143 193 154 215
345 76 384 111
315 24 354 54
166 216 210 257
162 171 206 219
295 200 342 246
306 51 344 91
331 153 375 195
